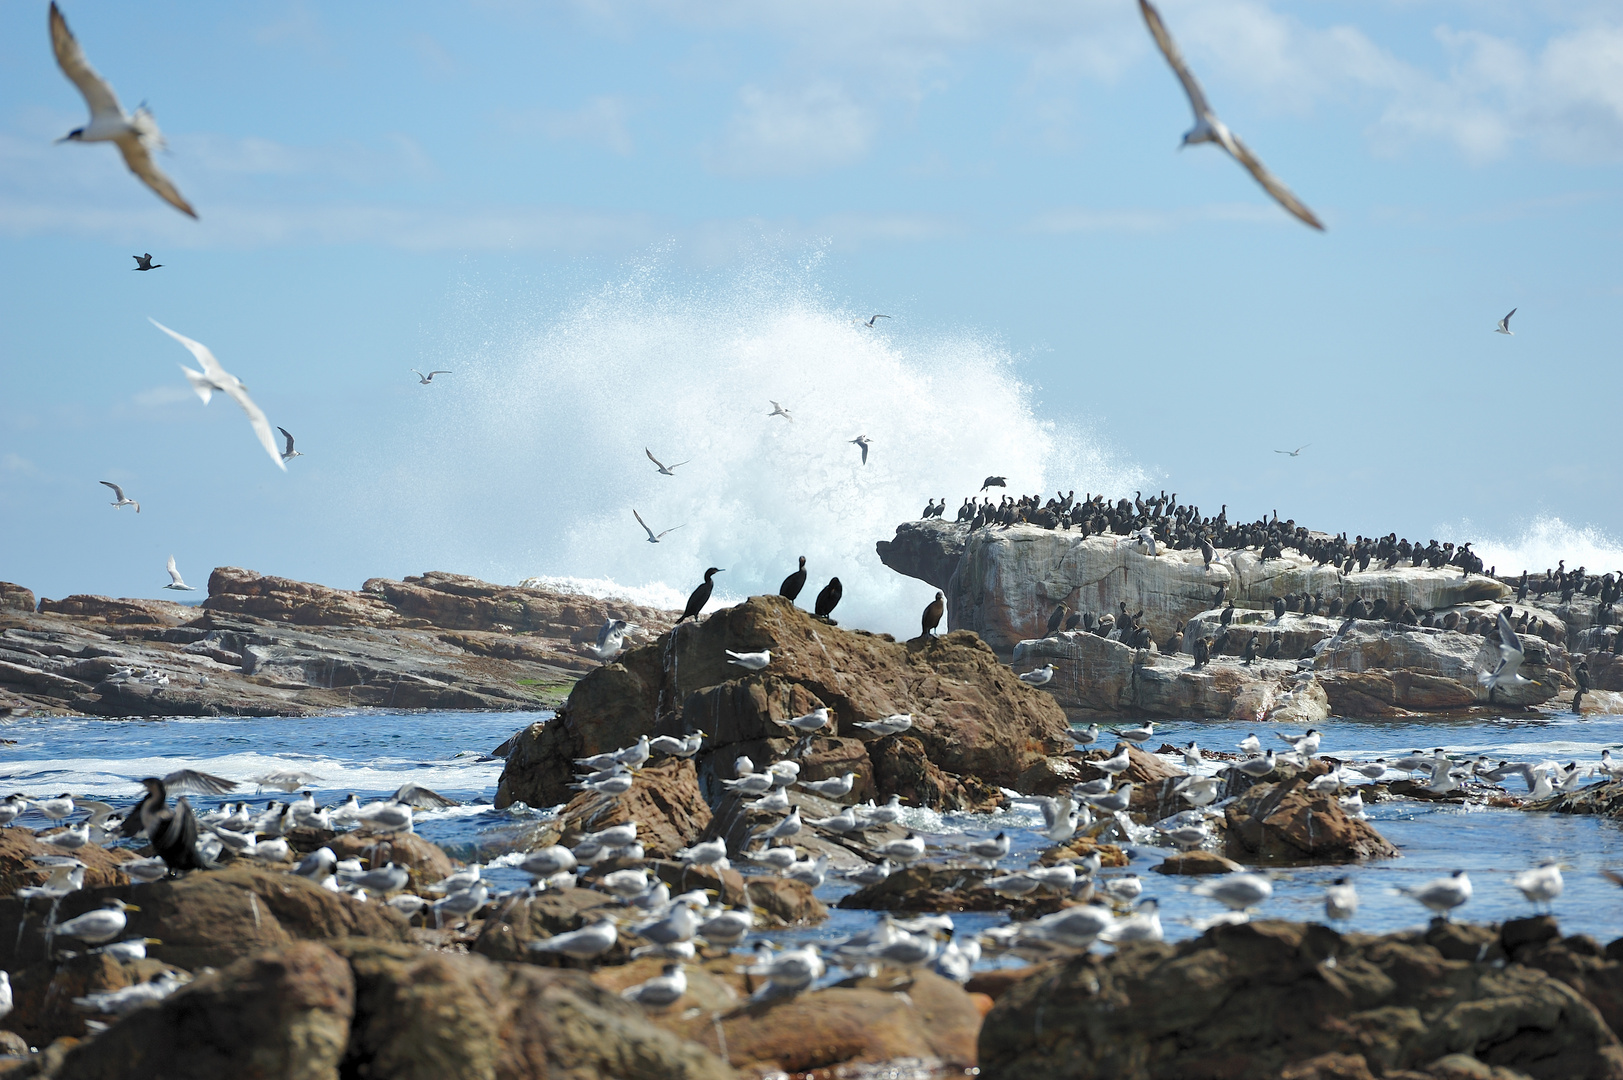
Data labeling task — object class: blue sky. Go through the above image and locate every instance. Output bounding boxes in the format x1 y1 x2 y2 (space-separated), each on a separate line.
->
3 1 1622 619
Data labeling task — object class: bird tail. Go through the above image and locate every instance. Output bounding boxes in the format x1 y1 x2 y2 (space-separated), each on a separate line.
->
180 365 213 404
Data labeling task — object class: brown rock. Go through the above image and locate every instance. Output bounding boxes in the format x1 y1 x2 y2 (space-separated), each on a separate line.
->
472 887 633 967
7 954 183 1046
323 830 455 893
54 941 355 1080
838 865 1071 916
556 759 712 859
0 868 409 972
743 876 827 927
0 828 137 898
1074 743 1187 817
978 919 1623 1080
1224 777 1399 865
0 584 34 614
33 595 192 626
1154 851 1245 875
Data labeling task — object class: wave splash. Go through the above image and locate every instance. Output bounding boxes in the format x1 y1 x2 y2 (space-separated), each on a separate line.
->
388 254 1145 637
1455 516 1623 578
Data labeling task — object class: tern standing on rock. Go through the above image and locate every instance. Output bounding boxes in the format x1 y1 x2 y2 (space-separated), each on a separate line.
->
1019 664 1054 687
1138 0 1323 230
48 4 196 217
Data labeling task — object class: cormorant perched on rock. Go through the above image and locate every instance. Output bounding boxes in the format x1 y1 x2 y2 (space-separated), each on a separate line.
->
1575 658 1590 712
1165 621 1185 654
780 557 808 602
981 476 1006 492
1220 603 1235 627
1065 611 1083 632
678 568 723 623
1346 597 1369 620
1242 633 1258 666
921 591 945 638
1200 536 1215 570
1262 637 1281 659
1327 596 1343 618
1367 597 1388 620
814 578 843 621
121 778 211 873
1272 597 1285 620
1046 603 1068 637
1192 635 1211 669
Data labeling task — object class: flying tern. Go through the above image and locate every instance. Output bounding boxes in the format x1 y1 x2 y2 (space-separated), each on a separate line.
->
412 369 451 384
49 4 196 218
645 449 688 476
276 427 303 462
150 319 284 471
1139 0 1324 230
162 555 195 591
768 400 792 421
99 481 138 513
850 435 872 465
1274 445 1310 457
1495 309 1516 335
633 508 685 544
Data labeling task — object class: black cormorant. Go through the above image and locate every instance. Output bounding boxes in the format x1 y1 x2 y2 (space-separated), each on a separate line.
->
814 577 843 620
678 568 724 623
121 778 212 873
779 557 807 602
921 591 945 638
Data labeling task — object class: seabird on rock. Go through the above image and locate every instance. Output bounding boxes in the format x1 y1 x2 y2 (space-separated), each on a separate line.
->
100 481 139 513
780 556 808 602
1512 860 1563 912
276 427 303 462
921 591 945 637
151 319 285 470
645 448 689 476
622 962 687 1007
1395 870 1471 920
849 435 872 465
1191 874 1273 913
121 778 212 873
798 772 855 799
768 400 792 422
162 555 196 592
1018 664 1054 687
677 567 722 623
51 900 137 944
779 707 831 734
1495 309 1516 335
725 649 771 671
633 508 685 544
814 577 843 620
529 918 618 960
132 253 161 270
1324 877 1358 922
49 4 196 217
1139 0 1323 230
411 369 451 384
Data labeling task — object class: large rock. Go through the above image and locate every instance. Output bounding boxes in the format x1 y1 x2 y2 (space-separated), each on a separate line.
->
555 759 712 860
0 828 137 897
0 585 35 614
7 952 184 1046
1316 625 1557 710
33 596 193 626
496 595 1072 811
53 941 354 1080
874 519 969 594
323 830 456 893
1223 777 1398 864
0 869 409 972
978 919 1623 1080
880 524 1511 651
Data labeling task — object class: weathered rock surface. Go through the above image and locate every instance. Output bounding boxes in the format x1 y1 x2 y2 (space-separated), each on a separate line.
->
0 829 136 897
978 919 1623 1080
0 869 409 972
838 865 1072 915
54 941 354 1080
1 569 679 717
496 594 1071 812
1223 777 1399 865
1533 777 1623 818
7 952 186 1047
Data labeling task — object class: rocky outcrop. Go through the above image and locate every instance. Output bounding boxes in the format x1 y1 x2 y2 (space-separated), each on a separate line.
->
542 759 713 859
53 940 735 1080
1532 778 1623 818
496 595 1072 812
0 829 136 897
0 869 410 972
978 919 1623 1080
1 569 681 717
1223 777 1399 865
0 584 34 614
874 519 968 593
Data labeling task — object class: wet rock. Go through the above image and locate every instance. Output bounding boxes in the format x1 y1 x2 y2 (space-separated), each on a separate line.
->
322 830 456 893
978 919 1623 1080
1153 851 1244 875
1502 917 1623 1041
1074 744 1186 818
1531 778 1623 818
0 828 137 897
868 735 1005 813
497 595 1070 810
472 886 633 967
55 940 355 1080
743 876 827 927
0 868 409 972
334 938 733 1080
1223 777 1399 865
838 865 1072 916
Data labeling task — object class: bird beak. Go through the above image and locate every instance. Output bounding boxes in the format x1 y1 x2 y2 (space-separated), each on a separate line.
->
145 937 163 945
123 903 142 912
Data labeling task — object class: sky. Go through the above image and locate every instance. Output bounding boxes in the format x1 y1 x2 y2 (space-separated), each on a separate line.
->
2 1 1622 631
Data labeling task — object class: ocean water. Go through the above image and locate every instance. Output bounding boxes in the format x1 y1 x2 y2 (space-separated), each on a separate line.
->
5 708 1623 959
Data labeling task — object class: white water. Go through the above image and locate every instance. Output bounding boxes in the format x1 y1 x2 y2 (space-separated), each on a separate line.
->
1453 516 1623 578
382 253 1145 636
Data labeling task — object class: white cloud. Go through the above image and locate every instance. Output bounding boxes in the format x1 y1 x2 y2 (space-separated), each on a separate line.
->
132 386 196 408
709 83 877 176
518 96 636 156
0 454 37 475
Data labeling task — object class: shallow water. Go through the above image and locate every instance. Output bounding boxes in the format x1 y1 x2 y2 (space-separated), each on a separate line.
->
4 708 1623 959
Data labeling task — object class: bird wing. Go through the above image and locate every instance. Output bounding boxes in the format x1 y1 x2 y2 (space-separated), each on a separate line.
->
645 448 665 470
100 480 124 499
658 524 687 539
1139 0 1213 124
1496 610 1524 659
113 132 197 218
633 508 656 541
162 769 237 796
150 319 227 382
277 427 295 455
430 371 451 376
166 555 183 584
393 782 459 808
1223 130 1325 230
49 4 124 123
1503 309 1516 326
219 379 287 471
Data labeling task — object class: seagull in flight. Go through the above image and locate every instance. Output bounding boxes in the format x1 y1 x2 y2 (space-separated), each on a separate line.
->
1139 0 1323 231
1495 309 1516 335
1480 609 1536 703
768 400 792 422
412 369 451 384
151 319 285 471
277 427 303 462
132 254 161 271
49 4 196 219
645 449 688 476
1274 444 1310 457
99 481 139 513
633 509 685 544
850 435 872 465
163 555 195 591
860 314 891 327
